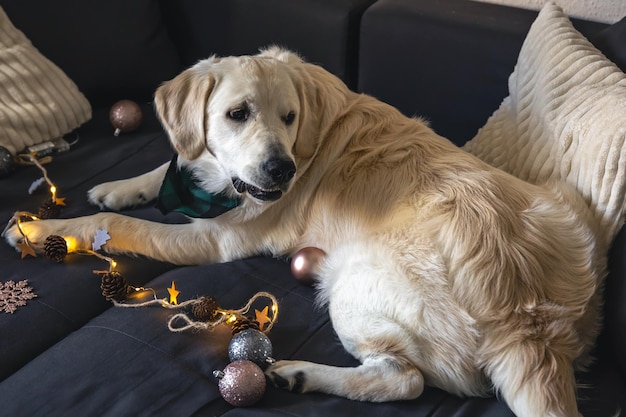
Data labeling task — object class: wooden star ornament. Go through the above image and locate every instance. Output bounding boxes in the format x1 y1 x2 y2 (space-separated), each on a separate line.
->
167 281 180 305
255 306 271 331
17 241 37 259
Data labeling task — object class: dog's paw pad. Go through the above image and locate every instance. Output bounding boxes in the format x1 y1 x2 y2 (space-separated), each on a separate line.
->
292 371 306 393
266 362 308 393
269 371 306 392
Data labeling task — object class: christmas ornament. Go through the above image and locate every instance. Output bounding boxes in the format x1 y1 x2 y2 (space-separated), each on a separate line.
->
16 240 37 259
6 203 280 408
290 247 326 285
167 281 180 305
214 360 267 407
99 271 130 302
192 296 220 321
228 328 274 368
110 99 143 136
0 145 15 178
92 229 111 251
115 290 279 407
0 280 37 314
38 199 61 219
43 235 68 263
231 316 260 335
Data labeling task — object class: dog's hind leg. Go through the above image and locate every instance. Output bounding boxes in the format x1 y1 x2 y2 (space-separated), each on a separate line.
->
267 237 483 401
267 336 425 402
481 321 582 417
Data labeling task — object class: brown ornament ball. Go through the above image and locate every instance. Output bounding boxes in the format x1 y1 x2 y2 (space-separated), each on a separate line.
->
290 247 326 286
214 360 266 407
110 99 142 136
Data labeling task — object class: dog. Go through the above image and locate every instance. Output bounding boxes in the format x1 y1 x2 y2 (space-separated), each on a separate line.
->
5 47 606 417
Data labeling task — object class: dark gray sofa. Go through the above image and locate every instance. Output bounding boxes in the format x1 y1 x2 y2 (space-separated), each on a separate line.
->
0 1 624 416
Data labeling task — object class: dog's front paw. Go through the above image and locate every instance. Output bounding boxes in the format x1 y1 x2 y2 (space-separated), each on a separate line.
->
88 180 152 210
3 219 57 253
265 360 310 393
3 223 25 249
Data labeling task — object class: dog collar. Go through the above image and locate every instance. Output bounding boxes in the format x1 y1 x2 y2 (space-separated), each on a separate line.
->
156 155 241 218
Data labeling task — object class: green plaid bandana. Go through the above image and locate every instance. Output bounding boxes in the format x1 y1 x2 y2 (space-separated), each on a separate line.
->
156 155 241 218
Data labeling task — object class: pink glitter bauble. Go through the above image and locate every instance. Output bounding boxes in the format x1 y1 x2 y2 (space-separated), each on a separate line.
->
216 360 266 407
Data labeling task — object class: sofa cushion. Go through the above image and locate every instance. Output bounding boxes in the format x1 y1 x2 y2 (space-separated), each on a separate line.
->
463 2 626 242
159 0 376 90
0 0 181 106
462 2 626 374
0 6 91 155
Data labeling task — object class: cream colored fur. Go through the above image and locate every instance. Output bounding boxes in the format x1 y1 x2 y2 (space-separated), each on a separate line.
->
4 48 608 417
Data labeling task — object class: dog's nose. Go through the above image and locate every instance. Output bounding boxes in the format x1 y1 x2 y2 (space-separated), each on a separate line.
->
263 158 296 184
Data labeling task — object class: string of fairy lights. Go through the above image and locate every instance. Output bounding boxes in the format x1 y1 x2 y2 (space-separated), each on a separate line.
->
2 153 282 407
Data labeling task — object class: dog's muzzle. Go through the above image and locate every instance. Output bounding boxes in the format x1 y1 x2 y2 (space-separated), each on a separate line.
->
232 157 296 202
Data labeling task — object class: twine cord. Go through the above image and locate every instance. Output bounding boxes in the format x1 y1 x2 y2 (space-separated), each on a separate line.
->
113 291 279 334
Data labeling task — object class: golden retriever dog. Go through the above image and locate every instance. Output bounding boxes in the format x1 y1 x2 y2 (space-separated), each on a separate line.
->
5 47 606 417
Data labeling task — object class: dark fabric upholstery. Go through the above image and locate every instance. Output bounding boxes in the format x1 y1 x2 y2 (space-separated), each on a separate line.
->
605 227 626 376
158 0 376 89
0 106 180 381
0 0 181 106
593 16 626 72
357 0 607 146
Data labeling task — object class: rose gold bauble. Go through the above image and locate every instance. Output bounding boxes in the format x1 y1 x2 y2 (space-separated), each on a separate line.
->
215 360 266 407
290 247 326 286
110 99 143 136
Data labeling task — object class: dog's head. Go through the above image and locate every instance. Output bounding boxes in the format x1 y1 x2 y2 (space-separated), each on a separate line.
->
154 47 309 203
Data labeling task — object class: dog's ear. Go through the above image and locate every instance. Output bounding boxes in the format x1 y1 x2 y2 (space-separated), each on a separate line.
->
154 59 218 160
291 62 347 160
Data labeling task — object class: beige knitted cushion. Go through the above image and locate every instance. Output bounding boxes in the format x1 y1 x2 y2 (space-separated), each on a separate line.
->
0 6 91 155
463 2 626 244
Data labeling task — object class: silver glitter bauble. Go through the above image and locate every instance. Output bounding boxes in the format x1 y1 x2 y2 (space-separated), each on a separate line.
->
214 360 266 407
228 328 273 367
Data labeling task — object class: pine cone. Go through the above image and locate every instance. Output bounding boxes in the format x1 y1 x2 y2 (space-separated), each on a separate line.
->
100 271 129 302
231 317 260 335
43 235 68 262
192 296 220 321
38 200 61 219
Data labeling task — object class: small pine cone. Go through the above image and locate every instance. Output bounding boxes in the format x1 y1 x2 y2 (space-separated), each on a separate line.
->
100 271 129 302
192 296 220 321
43 235 68 262
38 200 61 219
231 317 260 335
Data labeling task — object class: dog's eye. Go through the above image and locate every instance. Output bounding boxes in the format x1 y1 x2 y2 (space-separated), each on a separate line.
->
283 111 296 126
227 107 249 122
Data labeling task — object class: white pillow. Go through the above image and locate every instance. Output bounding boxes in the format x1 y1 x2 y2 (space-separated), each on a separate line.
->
463 2 626 242
0 6 91 155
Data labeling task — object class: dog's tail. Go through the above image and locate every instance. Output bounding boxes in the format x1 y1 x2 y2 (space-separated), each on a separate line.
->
463 3 626 246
